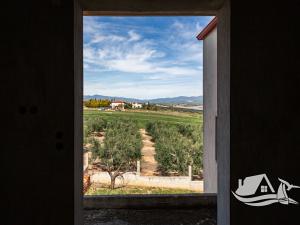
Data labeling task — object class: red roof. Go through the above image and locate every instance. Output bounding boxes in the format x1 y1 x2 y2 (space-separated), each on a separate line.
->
197 17 217 40
112 100 124 103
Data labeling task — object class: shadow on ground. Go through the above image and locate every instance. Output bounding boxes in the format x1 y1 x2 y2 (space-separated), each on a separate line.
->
84 208 216 225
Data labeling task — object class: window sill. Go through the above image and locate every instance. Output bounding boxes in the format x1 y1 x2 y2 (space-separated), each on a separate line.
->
84 193 216 209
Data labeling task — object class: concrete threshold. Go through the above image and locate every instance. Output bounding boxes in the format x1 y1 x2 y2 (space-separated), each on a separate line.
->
84 193 216 209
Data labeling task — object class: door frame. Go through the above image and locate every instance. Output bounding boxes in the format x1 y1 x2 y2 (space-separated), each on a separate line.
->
74 1 230 225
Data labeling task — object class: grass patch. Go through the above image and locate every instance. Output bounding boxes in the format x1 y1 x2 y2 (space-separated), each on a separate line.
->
85 185 197 195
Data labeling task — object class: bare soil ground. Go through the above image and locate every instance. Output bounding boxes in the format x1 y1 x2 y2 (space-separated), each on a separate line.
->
140 129 159 176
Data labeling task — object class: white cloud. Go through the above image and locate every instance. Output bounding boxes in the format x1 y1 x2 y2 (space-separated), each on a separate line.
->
167 20 205 64
128 30 141 42
83 16 206 97
90 34 125 44
84 33 201 76
83 17 104 34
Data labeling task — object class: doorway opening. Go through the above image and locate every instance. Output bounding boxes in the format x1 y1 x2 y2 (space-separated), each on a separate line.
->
74 1 230 225
82 16 214 197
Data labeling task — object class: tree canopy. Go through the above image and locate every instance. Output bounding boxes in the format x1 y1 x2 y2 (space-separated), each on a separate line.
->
91 119 142 188
84 99 111 108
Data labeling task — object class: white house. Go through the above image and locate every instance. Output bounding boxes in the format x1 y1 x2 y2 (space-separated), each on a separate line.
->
197 17 218 193
110 100 125 111
132 102 143 109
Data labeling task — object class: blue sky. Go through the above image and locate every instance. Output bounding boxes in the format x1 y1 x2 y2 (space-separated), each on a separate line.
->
84 16 213 99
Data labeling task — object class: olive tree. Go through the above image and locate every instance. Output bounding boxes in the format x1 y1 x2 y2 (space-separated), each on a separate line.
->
91 119 142 189
146 121 203 176
85 117 107 134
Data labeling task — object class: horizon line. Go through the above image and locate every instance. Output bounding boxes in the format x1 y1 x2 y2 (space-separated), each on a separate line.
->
84 94 203 100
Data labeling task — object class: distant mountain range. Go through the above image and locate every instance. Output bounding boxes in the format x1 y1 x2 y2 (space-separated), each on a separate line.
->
84 95 203 105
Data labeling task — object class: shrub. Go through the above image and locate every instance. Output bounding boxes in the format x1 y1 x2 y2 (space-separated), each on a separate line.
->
146 121 203 176
85 116 107 134
84 99 111 108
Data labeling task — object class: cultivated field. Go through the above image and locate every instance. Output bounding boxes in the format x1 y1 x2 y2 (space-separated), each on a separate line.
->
84 109 202 128
83 108 203 194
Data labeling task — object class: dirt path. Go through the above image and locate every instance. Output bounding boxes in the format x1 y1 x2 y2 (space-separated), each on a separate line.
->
140 129 158 176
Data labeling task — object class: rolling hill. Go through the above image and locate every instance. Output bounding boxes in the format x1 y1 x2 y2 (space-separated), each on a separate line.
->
84 95 203 105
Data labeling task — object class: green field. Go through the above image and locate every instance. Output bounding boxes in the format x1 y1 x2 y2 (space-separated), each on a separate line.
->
86 185 197 195
84 109 202 128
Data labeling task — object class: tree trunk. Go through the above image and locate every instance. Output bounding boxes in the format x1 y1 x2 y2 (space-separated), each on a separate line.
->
110 175 116 189
108 171 123 189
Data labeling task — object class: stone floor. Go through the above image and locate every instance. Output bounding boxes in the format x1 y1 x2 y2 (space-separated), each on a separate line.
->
84 208 216 225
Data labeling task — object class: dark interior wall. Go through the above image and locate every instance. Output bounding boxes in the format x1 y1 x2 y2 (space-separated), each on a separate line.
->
1 1 75 225
230 1 300 225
